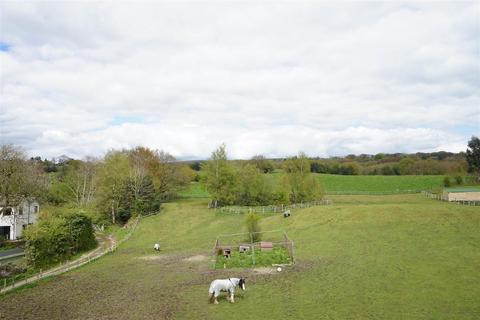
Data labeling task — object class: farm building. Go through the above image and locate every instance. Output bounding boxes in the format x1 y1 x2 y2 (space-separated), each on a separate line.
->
0 199 39 240
442 188 480 202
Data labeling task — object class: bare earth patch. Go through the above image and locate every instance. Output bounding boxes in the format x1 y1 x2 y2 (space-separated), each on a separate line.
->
252 267 277 275
137 254 171 261
183 254 208 262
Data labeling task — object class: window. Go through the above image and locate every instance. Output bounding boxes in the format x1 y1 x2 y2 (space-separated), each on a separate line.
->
19 206 24 215
33 206 39 214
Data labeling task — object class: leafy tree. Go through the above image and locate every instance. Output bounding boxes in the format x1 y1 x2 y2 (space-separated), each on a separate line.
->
454 175 463 185
0 144 45 207
443 176 451 187
118 175 160 222
282 153 324 203
236 164 272 205
398 157 415 175
466 136 480 176
97 151 130 224
189 161 201 171
251 155 274 173
201 144 238 207
245 212 261 242
24 212 96 269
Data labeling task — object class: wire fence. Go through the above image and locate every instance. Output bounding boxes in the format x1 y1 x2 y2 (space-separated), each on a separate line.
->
213 230 294 268
213 199 332 214
1 216 141 295
421 191 480 206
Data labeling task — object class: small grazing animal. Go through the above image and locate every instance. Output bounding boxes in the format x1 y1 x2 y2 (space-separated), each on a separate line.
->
283 210 291 218
153 243 160 251
208 278 246 304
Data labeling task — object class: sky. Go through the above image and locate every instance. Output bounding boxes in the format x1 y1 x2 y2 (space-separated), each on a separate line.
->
0 1 479 160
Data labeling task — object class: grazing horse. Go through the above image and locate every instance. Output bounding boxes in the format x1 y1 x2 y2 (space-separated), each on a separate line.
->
208 278 246 304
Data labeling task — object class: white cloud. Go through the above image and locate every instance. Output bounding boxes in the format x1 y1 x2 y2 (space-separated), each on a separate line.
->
0 1 478 159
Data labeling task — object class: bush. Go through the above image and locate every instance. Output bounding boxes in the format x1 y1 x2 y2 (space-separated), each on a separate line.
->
245 212 261 242
24 213 97 269
443 176 451 187
454 176 463 185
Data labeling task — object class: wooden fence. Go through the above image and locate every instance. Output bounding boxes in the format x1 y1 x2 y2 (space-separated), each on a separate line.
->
213 230 294 268
1 216 140 295
421 191 480 206
213 199 332 214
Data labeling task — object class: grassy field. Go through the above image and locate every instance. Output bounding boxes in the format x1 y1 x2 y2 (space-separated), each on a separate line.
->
314 174 445 194
179 174 447 198
1 194 479 319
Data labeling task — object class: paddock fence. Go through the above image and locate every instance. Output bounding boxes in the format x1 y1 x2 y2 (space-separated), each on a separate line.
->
421 191 480 206
1 215 141 295
213 230 295 268
211 199 332 215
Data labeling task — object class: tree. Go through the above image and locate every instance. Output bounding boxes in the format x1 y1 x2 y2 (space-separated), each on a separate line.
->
118 175 160 222
251 155 274 173
127 146 187 203
24 212 96 269
466 136 480 176
282 153 324 203
236 164 272 205
201 144 238 207
62 158 98 207
245 212 261 242
97 151 130 224
0 144 45 207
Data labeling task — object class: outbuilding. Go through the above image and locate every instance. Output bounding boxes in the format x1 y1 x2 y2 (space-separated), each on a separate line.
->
443 188 480 202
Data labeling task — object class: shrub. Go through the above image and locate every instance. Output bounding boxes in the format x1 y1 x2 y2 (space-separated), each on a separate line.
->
24 213 97 269
245 212 261 242
443 176 451 187
454 176 463 185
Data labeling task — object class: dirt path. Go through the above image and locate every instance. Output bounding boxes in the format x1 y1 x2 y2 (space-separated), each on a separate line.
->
0 234 116 295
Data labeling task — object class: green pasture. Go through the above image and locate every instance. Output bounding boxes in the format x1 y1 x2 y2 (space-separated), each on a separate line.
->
1 194 479 319
314 174 445 194
180 174 448 198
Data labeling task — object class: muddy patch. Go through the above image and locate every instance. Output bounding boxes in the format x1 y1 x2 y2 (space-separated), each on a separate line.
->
137 254 172 261
252 267 278 275
183 255 208 262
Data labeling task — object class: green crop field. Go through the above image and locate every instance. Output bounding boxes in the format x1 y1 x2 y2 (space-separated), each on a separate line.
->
1 194 479 319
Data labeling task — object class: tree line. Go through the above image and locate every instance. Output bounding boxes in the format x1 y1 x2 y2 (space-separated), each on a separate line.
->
1 144 196 268
186 136 480 178
202 145 324 207
26 146 195 224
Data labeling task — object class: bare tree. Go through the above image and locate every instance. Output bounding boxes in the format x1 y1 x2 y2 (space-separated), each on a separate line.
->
63 158 98 207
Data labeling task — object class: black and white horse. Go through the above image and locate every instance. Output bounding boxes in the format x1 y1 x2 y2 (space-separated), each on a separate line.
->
208 278 246 304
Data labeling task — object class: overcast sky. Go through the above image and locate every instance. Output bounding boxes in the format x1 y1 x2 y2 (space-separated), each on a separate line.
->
0 1 478 160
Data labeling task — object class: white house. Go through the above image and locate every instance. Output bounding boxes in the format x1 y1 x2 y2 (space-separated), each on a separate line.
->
0 200 39 240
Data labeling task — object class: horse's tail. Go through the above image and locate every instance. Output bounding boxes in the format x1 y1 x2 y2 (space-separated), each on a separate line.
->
208 293 215 304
